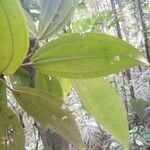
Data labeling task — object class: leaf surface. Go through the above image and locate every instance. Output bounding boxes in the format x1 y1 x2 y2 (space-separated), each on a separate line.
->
73 78 129 149
38 0 79 39
10 68 30 89
0 0 29 75
13 87 84 149
35 72 71 99
32 33 148 79
24 9 37 39
38 0 61 37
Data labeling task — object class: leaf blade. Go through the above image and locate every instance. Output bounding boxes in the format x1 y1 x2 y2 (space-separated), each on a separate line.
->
0 84 25 150
35 72 72 99
32 33 148 79
38 0 79 39
0 0 29 75
13 87 84 149
24 9 37 39
38 0 61 37
72 78 129 149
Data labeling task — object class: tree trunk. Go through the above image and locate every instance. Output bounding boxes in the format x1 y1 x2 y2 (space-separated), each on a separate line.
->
37 126 69 150
136 0 150 62
110 0 122 39
110 0 135 100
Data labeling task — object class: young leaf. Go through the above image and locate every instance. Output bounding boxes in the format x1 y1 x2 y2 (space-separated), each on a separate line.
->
72 78 129 149
35 72 72 99
31 33 149 79
0 84 25 150
0 0 29 75
38 0 79 39
13 87 84 149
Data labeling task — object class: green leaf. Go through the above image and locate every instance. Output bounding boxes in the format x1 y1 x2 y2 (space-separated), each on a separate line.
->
38 0 79 39
72 78 129 149
31 33 148 79
57 78 72 99
35 72 72 99
130 99 146 120
24 9 37 39
35 72 63 98
38 0 61 37
0 84 25 150
0 0 29 75
10 68 30 89
13 87 84 149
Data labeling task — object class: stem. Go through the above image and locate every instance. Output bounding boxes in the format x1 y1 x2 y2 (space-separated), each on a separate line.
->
30 39 39 53
25 52 34 60
25 40 40 59
0 78 13 92
21 62 33 67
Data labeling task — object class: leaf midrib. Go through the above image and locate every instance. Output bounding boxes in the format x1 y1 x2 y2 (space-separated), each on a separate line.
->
14 88 62 104
33 55 104 64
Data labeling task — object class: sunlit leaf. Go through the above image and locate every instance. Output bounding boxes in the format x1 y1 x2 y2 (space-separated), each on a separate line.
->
13 87 84 149
32 33 148 79
0 0 29 75
0 84 25 150
73 78 129 149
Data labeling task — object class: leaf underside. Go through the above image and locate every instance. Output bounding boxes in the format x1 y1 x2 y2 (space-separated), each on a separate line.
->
73 78 129 149
35 72 72 99
36 0 79 39
13 87 84 149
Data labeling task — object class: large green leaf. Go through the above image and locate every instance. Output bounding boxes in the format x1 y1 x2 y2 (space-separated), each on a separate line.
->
73 78 129 149
13 87 84 149
31 33 149 79
35 72 71 99
0 84 25 150
0 0 29 75
38 0 79 39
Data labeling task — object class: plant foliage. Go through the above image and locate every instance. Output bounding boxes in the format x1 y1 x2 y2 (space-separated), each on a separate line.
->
0 0 149 149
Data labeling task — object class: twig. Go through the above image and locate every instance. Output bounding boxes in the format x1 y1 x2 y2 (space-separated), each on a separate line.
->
21 62 33 67
25 52 34 60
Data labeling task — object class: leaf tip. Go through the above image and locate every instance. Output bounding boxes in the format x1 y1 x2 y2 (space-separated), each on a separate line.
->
136 55 150 66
